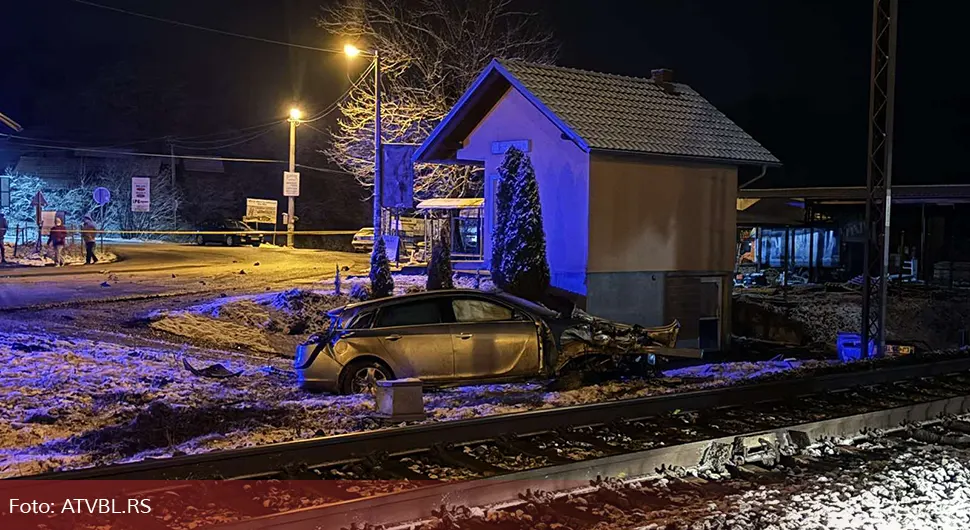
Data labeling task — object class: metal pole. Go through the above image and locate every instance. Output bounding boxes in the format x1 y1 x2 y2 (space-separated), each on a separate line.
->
920 203 926 282
373 49 383 242
861 0 898 358
287 118 297 247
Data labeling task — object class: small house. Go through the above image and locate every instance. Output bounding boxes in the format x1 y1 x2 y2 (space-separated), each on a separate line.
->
415 60 779 350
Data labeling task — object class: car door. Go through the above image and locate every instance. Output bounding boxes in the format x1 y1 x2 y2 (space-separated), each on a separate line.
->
371 299 455 381
449 296 540 379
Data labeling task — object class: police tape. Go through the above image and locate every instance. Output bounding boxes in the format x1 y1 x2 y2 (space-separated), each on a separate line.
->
34 229 359 236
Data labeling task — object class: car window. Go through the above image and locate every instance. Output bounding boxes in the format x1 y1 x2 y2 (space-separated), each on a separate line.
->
452 298 514 323
376 301 443 328
347 311 375 330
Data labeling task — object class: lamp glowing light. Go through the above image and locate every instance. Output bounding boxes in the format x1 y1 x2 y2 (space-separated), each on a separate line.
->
289 107 303 121
343 43 362 57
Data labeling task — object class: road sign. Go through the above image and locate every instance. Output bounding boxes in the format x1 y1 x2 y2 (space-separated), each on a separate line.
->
283 171 300 197
131 177 151 212
93 187 111 205
244 198 278 224
30 191 47 207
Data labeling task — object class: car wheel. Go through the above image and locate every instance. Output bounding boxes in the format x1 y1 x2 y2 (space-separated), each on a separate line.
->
251 241 261 247
225 235 236 247
196 235 206 246
340 360 392 395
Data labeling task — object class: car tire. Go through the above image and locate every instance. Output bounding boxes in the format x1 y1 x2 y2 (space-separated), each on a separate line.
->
196 235 206 246
340 360 393 395
225 235 236 247
251 241 261 248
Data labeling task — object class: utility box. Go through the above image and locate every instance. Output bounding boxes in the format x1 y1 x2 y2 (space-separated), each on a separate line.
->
375 378 426 422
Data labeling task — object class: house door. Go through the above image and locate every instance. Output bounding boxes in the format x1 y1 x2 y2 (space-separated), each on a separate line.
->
698 277 722 351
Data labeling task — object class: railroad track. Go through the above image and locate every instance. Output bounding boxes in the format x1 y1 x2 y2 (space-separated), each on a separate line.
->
6 356 970 530
14 354 970 482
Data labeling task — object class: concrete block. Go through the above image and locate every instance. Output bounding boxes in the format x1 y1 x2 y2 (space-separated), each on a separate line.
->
375 378 426 422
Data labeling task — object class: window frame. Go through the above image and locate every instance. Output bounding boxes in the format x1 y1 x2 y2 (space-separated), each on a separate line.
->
372 299 451 330
448 296 529 324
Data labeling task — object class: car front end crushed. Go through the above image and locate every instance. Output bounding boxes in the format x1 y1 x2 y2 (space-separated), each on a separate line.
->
294 314 346 392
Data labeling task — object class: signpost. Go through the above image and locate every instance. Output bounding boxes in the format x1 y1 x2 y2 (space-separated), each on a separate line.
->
244 198 278 224
92 187 111 253
30 191 46 252
93 187 111 206
244 198 278 241
131 177 151 212
283 171 300 197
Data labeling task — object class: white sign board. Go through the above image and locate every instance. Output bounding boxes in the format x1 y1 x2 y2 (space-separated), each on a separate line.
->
244 198 278 224
283 171 300 197
131 177 151 212
382 235 401 262
40 211 56 236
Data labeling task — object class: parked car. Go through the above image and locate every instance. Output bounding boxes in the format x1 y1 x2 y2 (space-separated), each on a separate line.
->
196 219 264 247
351 227 374 252
295 289 697 394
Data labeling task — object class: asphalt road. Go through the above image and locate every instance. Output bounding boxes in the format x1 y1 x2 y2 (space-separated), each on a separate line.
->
0 242 368 310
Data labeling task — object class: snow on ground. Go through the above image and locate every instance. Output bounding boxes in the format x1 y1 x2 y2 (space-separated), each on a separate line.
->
701 443 970 530
0 328 827 478
1 243 117 268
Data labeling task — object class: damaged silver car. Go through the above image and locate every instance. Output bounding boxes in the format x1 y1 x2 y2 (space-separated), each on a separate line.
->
295 289 701 394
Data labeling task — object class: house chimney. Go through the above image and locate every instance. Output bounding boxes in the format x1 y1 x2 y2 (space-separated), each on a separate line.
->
651 68 674 83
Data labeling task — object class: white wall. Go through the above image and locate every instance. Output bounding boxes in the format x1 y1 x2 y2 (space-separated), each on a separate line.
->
457 88 590 295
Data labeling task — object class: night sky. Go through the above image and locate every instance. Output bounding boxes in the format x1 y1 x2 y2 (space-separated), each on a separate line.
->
2 0 967 188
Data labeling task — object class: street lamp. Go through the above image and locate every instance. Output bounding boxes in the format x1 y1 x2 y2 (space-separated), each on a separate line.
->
286 106 302 247
345 43 383 242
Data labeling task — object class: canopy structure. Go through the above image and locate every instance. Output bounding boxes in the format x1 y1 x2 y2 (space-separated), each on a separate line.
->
415 198 485 210
414 198 485 263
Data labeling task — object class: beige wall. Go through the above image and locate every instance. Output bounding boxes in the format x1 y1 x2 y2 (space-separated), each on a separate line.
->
588 156 737 274
458 88 590 294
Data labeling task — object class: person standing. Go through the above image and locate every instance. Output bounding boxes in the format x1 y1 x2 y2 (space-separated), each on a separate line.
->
0 211 7 264
81 215 98 265
47 217 67 267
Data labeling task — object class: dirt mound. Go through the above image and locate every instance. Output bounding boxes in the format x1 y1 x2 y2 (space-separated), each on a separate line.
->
57 400 295 459
265 289 351 335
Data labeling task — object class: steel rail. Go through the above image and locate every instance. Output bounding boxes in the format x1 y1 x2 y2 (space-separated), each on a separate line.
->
213 393 970 530
10 355 970 482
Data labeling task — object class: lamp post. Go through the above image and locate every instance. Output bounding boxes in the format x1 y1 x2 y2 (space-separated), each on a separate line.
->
344 44 383 241
287 106 302 247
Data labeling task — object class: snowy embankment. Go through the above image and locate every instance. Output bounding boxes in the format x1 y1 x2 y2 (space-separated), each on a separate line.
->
0 328 824 478
736 286 970 351
146 273 494 355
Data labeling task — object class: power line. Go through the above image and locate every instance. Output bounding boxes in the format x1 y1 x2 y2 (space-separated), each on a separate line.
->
302 62 376 123
170 127 278 151
72 0 344 54
2 135 352 175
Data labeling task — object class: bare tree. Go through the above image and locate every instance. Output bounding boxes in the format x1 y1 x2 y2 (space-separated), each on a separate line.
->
319 0 556 199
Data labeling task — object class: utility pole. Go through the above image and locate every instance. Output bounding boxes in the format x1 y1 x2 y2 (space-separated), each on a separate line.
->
373 49 383 241
286 108 301 247
860 0 898 358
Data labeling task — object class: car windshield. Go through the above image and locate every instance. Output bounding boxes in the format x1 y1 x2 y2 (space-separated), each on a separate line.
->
494 292 561 319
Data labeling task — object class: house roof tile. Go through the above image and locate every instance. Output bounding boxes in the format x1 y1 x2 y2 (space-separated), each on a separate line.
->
496 60 780 165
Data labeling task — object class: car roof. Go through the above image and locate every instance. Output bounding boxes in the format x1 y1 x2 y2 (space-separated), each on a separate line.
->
332 289 557 317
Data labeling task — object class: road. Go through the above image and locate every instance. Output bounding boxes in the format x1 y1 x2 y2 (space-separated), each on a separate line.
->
0 242 369 310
